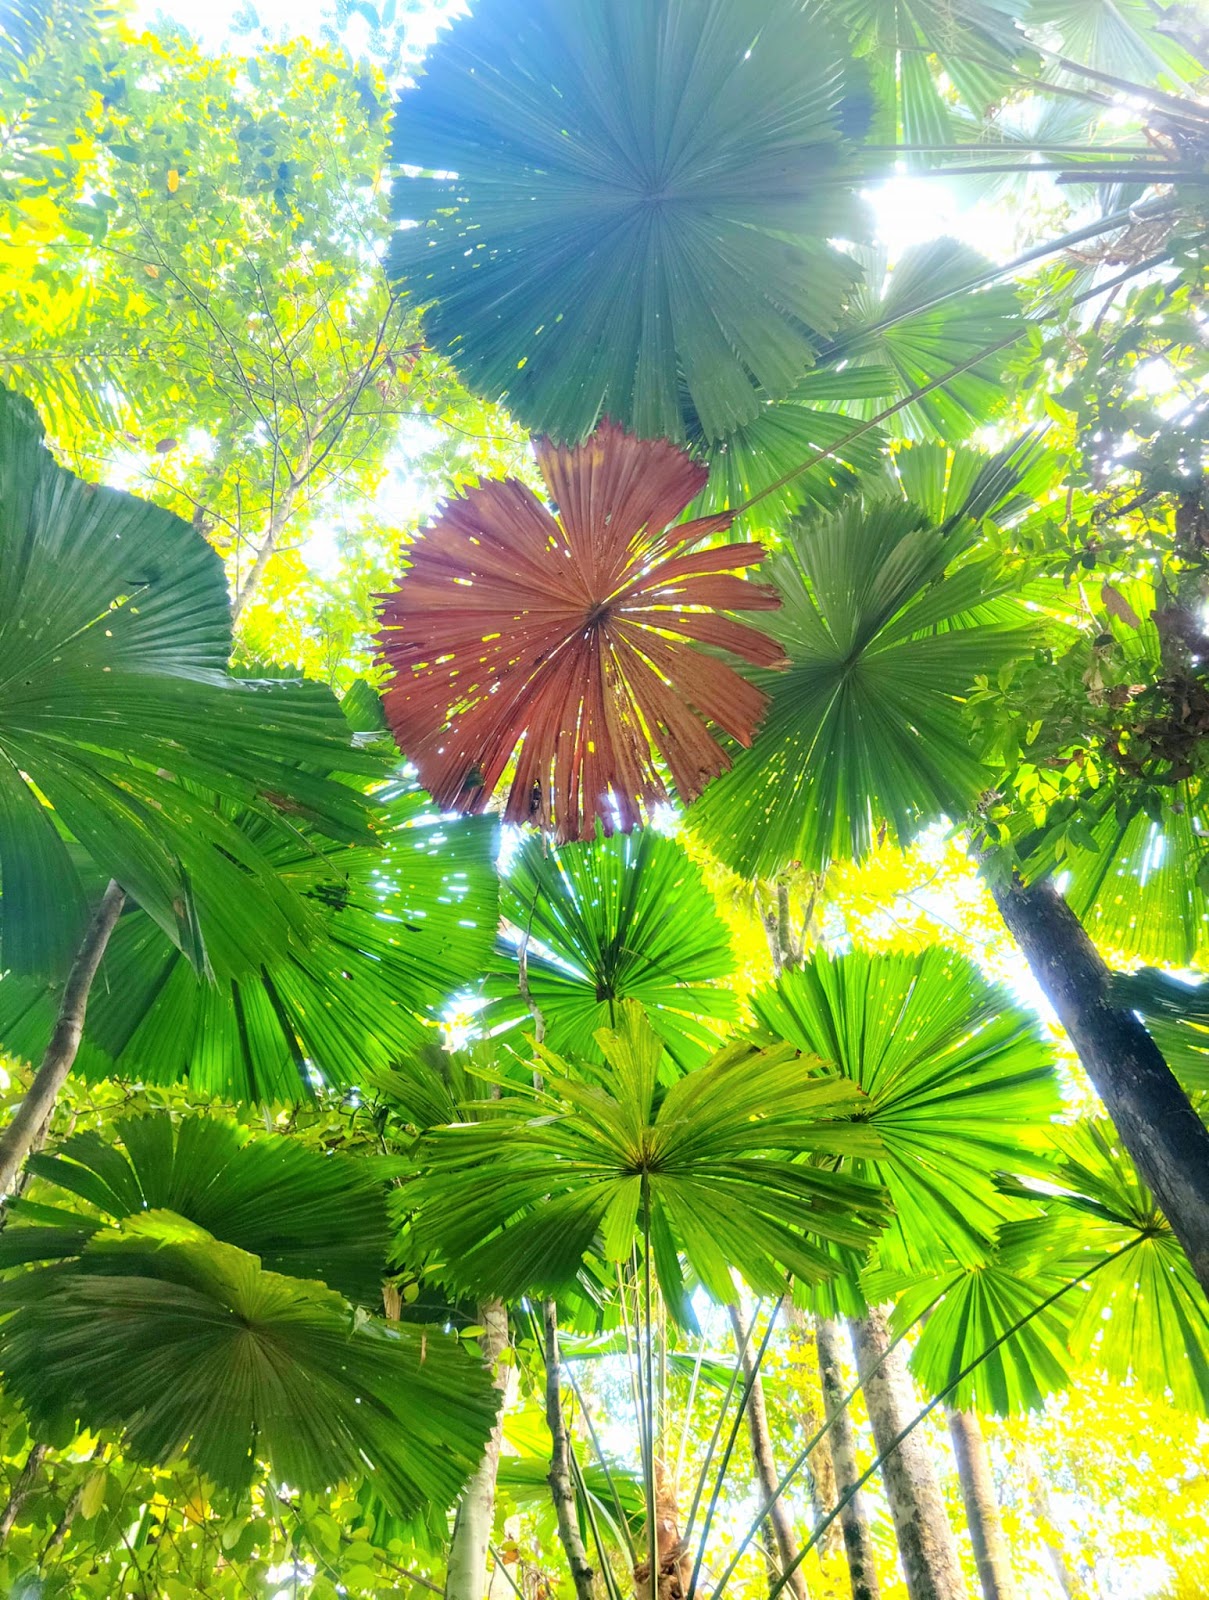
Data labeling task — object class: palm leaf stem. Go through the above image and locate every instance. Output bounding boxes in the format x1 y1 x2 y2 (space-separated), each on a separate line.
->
860 144 1169 155
684 1303 783 1600
876 164 1205 181
567 1428 624 1600
488 1545 527 1600
642 1187 657 1600
679 1299 766 1560
898 43 1209 131
987 870 1209 1299
814 199 1174 363
562 1360 638 1568
0 881 125 1198
698 1291 946 1600
758 1239 1144 1600
1035 49 1209 126
738 251 1172 519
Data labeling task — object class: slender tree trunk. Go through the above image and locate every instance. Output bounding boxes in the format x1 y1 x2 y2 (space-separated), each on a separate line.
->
543 1300 595 1600
849 1310 968 1600
446 1300 512 1600
726 1303 808 1600
946 1410 1016 1600
0 880 125 1198
786 1309 842 1561
0 1443 46 1544
231 435 314 621
814 1316 882 1600
986 870 1209 1298
1021 1447 1082 1600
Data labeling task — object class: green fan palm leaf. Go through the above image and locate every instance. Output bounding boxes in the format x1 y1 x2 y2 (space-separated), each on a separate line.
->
1022 784 1209 967
388 0 870 442
900 1120 1209 1416
883 1255 1075 1413
751 946 1060 1269
691 498 1036 876
401 1002 887 1322
1112 968 1209 1096
823 240 1023 442
0 779 499 1101
0 1113 391 1303
0 1220 497 1515
484 828 736 1068
0 387 380 980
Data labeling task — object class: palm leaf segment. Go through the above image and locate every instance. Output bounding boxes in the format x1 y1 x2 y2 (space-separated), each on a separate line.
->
896 1119 1209 1416
484 827 738 1068
0 777 500 1102
838 0 1027 146
388 0 869 443
0 387 379 980
1112 967 1209 1097
751 946 1060 1270
377 423 784 841
402 1001 887 1322
1015 582 1209 967
0 1117 498 1512
826 239 1023 442
692 495 1036 876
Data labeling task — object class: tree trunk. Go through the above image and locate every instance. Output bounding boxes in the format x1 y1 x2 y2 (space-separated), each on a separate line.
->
946 1410 1016 1600
445 1300 513 1600
786 1309 842 1562
986 870 1209 1298
543 1300 595 1600
849 1310 968 1600
632 1459 690 1600
0 881 125 1198
0 1443 46 1544
1021 1447 1082 1600
726 1303 808 1600
814 1316 882 1600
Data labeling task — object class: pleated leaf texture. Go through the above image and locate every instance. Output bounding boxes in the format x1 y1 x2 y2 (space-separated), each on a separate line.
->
484 826 738 1067
399 1000 888 1325
890 1119 1209 1416
0 384 380 981
377 423 784 841
691 494 1036 876
388 0 869 442
0 1117 499 1512
750 946 1060 1270
0 779 499 1103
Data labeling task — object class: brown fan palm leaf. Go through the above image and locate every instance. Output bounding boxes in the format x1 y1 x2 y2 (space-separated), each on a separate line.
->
376 423 783 839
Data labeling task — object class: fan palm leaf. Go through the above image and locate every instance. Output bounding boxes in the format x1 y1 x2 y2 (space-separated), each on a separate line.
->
824 240 1023 441
483 827 738 1067
377 423 784 841
897 1119 1209 1415
0 387 379 980
0 1113 391 1304
691 497 1036 876
0 778 499 1101
751 946 1060 1270
0 1218 497 1514
388 0 870 442
887 1253 1076 1414
837 0 1027 148
690 367 895 540
1022 783 1209 966
400 1002 887 1322
1112 968 1209 1096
